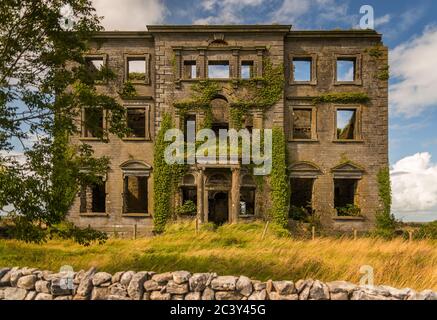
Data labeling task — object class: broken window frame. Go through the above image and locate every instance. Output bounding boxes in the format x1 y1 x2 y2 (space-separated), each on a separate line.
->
120 161 151 216
289 105 318 141
81 106 105 140
334 106 362 142
179 173 197 212
183 60 197 79
289 178 315 219
84 54 107 84
79 176 107 215
124 53 150 85
183 114 197 144
334 53 362 85
289 53 317 85
122 104 151 141
334 178 359 216
122 175 148 215
240 60 254 79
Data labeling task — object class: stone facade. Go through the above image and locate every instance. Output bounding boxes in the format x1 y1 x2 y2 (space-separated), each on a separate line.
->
0 267 435 301
67 25 389 235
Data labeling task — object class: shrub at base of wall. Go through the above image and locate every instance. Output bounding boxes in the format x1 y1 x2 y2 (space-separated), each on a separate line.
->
0 267 435 301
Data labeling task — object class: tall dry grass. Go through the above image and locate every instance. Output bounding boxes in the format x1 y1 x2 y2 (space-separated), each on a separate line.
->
0 222 436 290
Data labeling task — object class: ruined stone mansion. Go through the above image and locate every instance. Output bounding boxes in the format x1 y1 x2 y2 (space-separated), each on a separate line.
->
67 25 388 236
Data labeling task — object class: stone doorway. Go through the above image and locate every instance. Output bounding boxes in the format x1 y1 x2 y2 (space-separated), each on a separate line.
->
208 191 229 225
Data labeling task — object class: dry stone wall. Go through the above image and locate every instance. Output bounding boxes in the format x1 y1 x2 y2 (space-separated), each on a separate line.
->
0 267 435 301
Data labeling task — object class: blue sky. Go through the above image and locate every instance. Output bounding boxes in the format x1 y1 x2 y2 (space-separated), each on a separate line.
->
9 0 437 221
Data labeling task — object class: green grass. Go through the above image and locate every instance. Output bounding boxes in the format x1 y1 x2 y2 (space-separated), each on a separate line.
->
1 222 436 291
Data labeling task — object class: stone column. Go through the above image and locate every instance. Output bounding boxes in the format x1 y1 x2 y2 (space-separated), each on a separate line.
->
255 47 264 77
232 48 240 79
198 47 207 79
253 109 264 129
197 168 205 223
230 167 241 223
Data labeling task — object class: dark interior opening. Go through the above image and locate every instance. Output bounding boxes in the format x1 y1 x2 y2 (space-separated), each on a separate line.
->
240 187 255 215
208 191 229 225
290 178 314 220
127 108 146 138
334 179 356 209
124 176 148 213
84 108 103 138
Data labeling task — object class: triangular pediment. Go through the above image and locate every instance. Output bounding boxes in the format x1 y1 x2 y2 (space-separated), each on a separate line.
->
331 161 364 173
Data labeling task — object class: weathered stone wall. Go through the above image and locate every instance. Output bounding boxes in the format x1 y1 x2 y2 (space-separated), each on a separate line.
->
1 267 435 301
67 34 156 236
284 32 389 231
65 27 389 234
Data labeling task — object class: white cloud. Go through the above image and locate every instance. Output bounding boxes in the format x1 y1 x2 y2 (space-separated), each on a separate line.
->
374 14 391 28
390 26 437 117
194 0 266 24
270 0 355 28
92 0 167 30
391 152 437 221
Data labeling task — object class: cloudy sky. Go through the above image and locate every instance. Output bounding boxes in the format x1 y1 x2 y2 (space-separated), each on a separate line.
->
16 0 429 222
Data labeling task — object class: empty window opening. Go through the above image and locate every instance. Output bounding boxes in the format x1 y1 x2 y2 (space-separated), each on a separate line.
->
293 58 312 82
127 58 146 81
80 178 106 213
334 179 357 215
240 187 255 215
83 108 103 138
337 58 356 82
85 57 104 80
336 109 356 140
293 109 312 139
184 115 196 143
289 178 313 220
184 60 197 79
208 61 230 79
123 176 148 214
127 108 146 138
241 61 254 79
182 187 197 205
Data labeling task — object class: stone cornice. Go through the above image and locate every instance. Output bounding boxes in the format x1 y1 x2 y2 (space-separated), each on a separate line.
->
286 30 382 39
146 25 292 33
92 31 153 39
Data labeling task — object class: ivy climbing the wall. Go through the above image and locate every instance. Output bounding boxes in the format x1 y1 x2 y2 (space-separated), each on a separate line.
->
173 57 284 117
153 113 173 233
375 167 397 238
270 127 290 229
313 92 370 104
153 113 190 232
230 58 284 109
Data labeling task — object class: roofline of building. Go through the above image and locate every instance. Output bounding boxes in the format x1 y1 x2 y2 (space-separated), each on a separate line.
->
92 31 153 39
91 27 382 40
146 25 292 33
286 30 382 39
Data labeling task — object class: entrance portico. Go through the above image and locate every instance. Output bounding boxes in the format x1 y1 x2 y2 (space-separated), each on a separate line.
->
195 165 241 224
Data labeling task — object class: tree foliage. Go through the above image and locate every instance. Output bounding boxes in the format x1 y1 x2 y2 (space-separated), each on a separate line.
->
0 0 126 243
